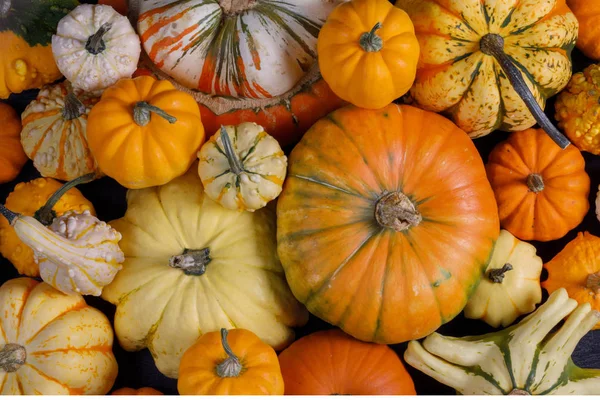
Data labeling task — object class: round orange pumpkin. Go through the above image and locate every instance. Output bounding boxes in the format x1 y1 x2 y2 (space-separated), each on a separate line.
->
278 329 416 395
111 387 162 395
567 0 600 59
487 128 590 242
178 329 284 395
277 104 500 344
86 76 205 189
0 102 27 184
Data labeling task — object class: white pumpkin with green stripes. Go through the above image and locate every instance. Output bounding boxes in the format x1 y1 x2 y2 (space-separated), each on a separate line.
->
134 0 342 99
405 288 600 395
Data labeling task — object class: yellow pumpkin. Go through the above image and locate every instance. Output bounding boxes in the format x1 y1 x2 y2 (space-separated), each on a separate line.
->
0 277 118 394
317 0 420 109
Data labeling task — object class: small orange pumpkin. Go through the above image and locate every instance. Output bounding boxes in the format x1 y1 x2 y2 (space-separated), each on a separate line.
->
178 328 284 395
542 232 600 329
278 329 416 395
486 128 590 242
567 0 600 59
0 102 27 184
111 387 162 395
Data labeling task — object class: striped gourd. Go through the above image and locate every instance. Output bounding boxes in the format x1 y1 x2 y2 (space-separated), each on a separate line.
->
135 0 341 99
405 288 600 395
20 82 99 181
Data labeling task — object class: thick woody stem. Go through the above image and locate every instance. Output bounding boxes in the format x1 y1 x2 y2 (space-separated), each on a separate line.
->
85 23 112 55
526 173 545 193
34 173 96 226
169 248 211 276
62 93 86 120
216 328 242 378
218 0 256 15
375 191 422 231
0 344 26 373
587 272 600 294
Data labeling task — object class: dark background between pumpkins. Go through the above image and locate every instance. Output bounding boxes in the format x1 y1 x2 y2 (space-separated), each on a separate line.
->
0 0 599 395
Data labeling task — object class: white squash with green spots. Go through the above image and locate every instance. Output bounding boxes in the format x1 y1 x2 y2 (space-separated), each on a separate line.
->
405 288 600 395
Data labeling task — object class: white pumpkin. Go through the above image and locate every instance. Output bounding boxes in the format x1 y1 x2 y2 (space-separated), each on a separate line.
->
133 0 340 99
52 4 141 93
197 123 287 211
0 205 124 296
0 277 118 395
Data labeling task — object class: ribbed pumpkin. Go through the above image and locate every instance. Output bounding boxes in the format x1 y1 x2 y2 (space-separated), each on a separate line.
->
277 104 500 344
486 128 590 242
0 102 27 184
0 277 118 395
278 329 416 395
567 0 600 59
20 82 99 181
0 177 95 277
0 0 78 98
396 0 577 148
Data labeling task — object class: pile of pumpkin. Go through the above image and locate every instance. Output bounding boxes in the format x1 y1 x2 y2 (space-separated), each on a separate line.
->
0 0 600 395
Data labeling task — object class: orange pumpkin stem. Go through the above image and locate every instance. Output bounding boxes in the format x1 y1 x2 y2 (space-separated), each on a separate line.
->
0 204 19 225
0 343 26 373
487 263 513 283
359 23 383 53
34 173 96 226
218 0 256 15
526 173 545 193
216 328 242 378
169 248 211 276
63 93 86 121
587 272 600 294
133 101 177 127
375 191 421 231
85 22 112 55
219 126 244 175
479 33 570 150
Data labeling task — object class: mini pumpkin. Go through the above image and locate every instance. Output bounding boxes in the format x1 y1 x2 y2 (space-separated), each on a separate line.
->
0 102 27 184
0 176 95 277
396 0 577 148
178 328 284 395
0 0 78 98
21 82 100 181
487 128 590 242
197 124 287 212
278 329 416 395
317 0 419 109
567 0 600 59
0 204 124 296
87 76 205 189
405 288 600 395
542 232 600 329
111 387 162 395
0 277 118 395
52 4 141 93
464 230 543 328
555 64 600 155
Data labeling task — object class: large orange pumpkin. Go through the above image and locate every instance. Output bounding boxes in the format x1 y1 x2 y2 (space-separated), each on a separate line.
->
486 128 590 242
278 329 416 395
277 104 500 344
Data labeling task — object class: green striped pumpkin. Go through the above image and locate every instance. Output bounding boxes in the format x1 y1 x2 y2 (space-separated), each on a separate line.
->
133 0 342 99
404 288 600 395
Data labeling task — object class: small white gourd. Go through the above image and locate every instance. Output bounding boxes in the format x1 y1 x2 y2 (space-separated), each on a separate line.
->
52 4 141 93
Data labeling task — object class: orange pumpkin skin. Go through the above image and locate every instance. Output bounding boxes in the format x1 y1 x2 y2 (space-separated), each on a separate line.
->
0 178 95 277
111 387 162 395
568 0 600 59
99 0 128 15
279 330 416 395
86 76 205 189
542 232 600 329
178 329 284 395
0 102 27 184
487 128 590 242
277 104 499 344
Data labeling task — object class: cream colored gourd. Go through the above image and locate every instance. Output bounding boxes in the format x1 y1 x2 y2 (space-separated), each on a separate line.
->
20 82 99 181
405 288 600 395
0 277 118 395
52 4 141 93
197 124 287 211
101 165 308 378
0 203 124 297
464 230 543 328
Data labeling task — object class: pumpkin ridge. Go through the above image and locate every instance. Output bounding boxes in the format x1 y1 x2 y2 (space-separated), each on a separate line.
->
19 363 73 394
289 174 363 198
373 232 394 342
12 284 35 344
26 117 63 162
442 58 485 115
23 301 86 345
30 344 113 355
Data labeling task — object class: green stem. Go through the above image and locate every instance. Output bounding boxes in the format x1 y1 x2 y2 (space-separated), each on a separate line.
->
62 93 86 120
34 173 95 226
133 101 177 126
85 22 112 55
0 205 19 225
216 328 242 378
359 23 383 52
169 248 211 276
219 126 243 175
487 263 513 284
479 33 570 149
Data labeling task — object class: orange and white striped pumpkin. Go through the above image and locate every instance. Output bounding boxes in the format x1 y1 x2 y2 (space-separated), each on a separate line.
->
20 82 99 181
133 0 343 99
0 277 118 395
